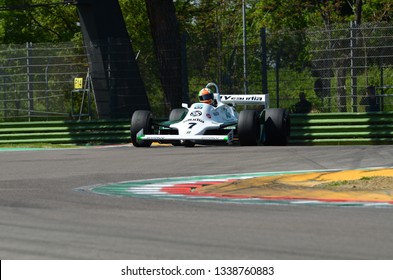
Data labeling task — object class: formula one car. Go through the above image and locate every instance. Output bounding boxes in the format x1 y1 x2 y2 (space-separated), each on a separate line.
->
131 82 290 147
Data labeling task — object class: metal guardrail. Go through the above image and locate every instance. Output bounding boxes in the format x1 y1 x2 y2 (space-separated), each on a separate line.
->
1 112 393 145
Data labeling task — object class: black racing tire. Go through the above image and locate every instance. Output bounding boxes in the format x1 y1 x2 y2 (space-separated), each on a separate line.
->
169 108 188 122
183 140 195 147
131 110 153 147
169 108 188 146
264 108 290 146
238 110 261 146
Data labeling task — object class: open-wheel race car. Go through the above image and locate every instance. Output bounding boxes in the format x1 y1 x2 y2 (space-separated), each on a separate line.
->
131 82 290 147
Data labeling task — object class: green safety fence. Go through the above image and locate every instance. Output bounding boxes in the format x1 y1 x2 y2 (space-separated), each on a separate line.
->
1 112 393 145
0 119 131 145
290 112 393 145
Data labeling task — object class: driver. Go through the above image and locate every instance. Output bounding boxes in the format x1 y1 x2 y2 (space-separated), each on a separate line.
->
198 88 216 106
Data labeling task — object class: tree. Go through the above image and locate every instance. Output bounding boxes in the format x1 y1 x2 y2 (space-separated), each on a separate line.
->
0 0 79 44
178 0 252 94
361 0 392 22
145 0 182 111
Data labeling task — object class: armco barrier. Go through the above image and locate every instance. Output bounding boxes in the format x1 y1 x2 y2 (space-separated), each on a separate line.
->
1 112 393 145
0 119 131 145
290 112 393 145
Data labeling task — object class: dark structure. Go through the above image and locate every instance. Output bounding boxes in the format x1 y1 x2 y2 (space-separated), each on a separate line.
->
76 0 150 118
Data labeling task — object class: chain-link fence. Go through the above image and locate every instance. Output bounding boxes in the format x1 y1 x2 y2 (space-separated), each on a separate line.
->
188 22 393 114
0 22 392 121
0 42 88 121
287 22 393 113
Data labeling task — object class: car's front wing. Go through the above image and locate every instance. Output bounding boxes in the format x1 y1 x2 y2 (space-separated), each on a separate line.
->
137 129 234 143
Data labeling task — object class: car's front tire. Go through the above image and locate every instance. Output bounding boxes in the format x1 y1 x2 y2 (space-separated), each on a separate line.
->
169 108 188 146
169 108 188 122
182 140 196 147
131 110 153 147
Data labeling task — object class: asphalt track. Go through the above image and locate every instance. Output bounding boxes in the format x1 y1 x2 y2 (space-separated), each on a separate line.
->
1 144 393 259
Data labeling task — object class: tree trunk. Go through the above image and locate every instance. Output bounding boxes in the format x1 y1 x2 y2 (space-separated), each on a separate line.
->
145 0 183 112
355 0 363 25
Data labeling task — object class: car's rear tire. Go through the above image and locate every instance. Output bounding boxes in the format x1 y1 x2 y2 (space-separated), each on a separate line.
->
264 108 290 146
238 110 261 146
131 110 153 147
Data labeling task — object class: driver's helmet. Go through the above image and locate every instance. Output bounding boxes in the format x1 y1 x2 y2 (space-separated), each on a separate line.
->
198 88 214 105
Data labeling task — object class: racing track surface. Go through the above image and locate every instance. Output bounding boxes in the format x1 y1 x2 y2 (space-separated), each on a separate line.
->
1 145 393 259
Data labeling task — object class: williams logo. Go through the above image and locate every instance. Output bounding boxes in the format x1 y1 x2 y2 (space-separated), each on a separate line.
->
223 95 264 102
190 111 202 117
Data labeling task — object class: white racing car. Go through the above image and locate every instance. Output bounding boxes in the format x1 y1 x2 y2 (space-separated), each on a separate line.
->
131 82 290 147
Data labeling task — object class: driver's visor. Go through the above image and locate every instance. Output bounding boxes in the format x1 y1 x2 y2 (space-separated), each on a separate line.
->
199 93 214 101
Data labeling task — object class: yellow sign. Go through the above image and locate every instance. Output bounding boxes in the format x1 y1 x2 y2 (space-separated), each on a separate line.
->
74 77 83 89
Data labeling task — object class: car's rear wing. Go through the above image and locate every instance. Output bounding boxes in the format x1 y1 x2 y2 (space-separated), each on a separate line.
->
205 82 269 108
